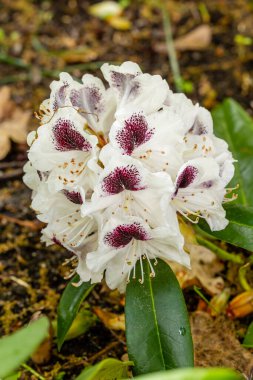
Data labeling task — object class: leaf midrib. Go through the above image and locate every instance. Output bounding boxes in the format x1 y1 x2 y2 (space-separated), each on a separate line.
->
147 261 166 370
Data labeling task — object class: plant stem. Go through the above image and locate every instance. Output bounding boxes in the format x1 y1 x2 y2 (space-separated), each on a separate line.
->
161 4 183 92
196 235 244 264
21 363 45 380
239 263 252 291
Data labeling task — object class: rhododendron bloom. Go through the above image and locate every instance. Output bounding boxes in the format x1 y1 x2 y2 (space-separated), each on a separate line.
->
24 61 235 292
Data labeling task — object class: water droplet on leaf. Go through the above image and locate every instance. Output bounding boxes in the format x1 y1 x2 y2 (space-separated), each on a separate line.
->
179 327 186 336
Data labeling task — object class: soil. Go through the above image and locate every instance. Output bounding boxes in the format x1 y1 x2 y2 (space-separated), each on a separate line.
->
0 0 253 379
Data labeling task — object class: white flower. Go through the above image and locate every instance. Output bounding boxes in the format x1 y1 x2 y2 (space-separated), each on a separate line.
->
28 107 99 193
86 216 190 292
172 157 229 231
40 188 100 284
100 106 184 179
82 154 174 227
24 61 236 291
101 62 169 114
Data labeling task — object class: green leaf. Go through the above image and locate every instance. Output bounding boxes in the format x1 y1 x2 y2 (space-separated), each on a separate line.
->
0 317 49 378
125 259 194 376
199 204 253 251
57 275 95 350
53 306 97 342
132 367 243 380
75 358 133 380
243 321 253 348
212 98 253 206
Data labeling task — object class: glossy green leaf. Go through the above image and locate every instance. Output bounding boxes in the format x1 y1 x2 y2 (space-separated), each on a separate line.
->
57 274 95 350
212 98 253 206
125 259 194 376
0 317 49 378
75 358 133 380
199 204 253 251
3 373 21 380
243 321 253 348
132 367 243 380
53 306 97 342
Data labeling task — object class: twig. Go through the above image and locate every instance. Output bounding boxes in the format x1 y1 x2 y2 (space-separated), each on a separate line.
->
196 235 244 264
0 214 44 231
21 363 45 380
0 161 26 169
0 168 23 182
161 4 183 92
61 340 120 370
86 341 120 364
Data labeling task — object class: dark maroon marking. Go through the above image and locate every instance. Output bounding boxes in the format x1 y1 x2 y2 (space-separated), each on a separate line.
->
70 86 103 115
52 236 63 247
52 83 69 111
115 113 154 155
63 190 83 204
37 170 43 181
104 222 150 248
102 165 146 195
37 170 49 181
201 180 213 188
189 118 207 135
175 166 198 194
53 118 92 152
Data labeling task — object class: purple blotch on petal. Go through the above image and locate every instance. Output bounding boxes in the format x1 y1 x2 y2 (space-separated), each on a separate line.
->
102 165 146 195
52 83 69 111
175 165 198 194
70 86 103 116
189 118 207 135
116 113 154 155
104 222 150 248
53 118 92 152
63 190 83 204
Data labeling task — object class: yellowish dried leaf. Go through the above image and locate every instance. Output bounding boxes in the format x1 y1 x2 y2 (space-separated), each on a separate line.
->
107 16 132 31
170 244 224 295
227 290 253 318
89 1 122 20
93 306 125 331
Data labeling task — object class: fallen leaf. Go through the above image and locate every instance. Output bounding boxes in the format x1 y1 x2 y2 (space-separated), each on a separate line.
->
89 1 122 20
107 16 132 31
227 290 253 318
175 25 212 51
0 86 30 160
93 307 125 331
170 243 224 295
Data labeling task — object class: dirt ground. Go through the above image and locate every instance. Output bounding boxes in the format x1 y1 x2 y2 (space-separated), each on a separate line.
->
0 1 253 379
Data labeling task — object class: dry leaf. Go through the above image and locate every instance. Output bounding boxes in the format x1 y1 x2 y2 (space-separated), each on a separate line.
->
175 25 212 51
170 244 224 295
227 290 253 318
0 86 30 160
89 1 122 20
107 16 132 31
93 306 125 331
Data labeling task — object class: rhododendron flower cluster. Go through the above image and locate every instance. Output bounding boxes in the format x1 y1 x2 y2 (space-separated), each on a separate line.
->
24 62 235 292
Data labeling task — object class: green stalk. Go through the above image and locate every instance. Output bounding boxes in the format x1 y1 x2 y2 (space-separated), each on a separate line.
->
196 235 244 264
161 4 183 92
239 263 252 291
21 364 45 380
